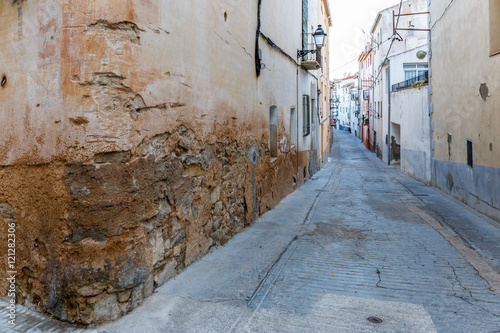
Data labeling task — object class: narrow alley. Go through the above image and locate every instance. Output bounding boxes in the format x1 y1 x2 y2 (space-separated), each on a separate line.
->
1 1 499 332
97 130 500 332
7 130 499 332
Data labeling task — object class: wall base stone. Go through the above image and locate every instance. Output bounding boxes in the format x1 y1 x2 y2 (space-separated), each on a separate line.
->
0 125 297 324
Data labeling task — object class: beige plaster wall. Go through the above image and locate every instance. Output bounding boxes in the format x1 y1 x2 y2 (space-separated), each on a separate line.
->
430 0 500 167
429 0 500 221
0 0 330 324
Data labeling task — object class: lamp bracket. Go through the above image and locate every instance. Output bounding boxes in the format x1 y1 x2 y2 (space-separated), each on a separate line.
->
297 49 318 58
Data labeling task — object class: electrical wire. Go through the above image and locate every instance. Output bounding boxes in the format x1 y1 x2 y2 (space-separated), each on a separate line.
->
324 35 393 79
431 0 455 29
370 0 404 89
328 57 359 74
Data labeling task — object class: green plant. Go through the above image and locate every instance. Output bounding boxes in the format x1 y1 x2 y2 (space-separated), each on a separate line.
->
411 79 428 90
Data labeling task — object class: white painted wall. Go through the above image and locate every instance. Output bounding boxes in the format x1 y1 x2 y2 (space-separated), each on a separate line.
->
391 86 431 182
369 0 429 163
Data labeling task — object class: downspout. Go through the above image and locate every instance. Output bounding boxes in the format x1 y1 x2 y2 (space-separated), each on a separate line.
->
297 67 300 186
255 0 262 77
317 78 321 168
427 0 434 184
372 51 376 153
387 59 391 165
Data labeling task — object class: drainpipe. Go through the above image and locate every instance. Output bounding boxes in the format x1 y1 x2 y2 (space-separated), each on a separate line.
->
387 59 391 165
255 0 262 77
297 67 300 186
427 0 434 184
316 77 321 168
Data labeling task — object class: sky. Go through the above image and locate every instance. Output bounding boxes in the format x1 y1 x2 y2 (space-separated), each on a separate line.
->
328 0 401 79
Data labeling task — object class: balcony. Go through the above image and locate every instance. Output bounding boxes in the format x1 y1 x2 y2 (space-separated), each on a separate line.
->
392 72 428 92
300 42 321 70
363 90 370 100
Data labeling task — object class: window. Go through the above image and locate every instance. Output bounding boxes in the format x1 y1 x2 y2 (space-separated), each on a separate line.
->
404 63 428 80
467 140 473 168
290 107 297 145
491 0 500 56
303 95 310 136
302 0 308 50
270 106 278 159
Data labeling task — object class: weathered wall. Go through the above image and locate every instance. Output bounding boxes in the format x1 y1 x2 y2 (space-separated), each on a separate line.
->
320 0 332 167
391 86 431 182
0 0 328 324
430 0 500 221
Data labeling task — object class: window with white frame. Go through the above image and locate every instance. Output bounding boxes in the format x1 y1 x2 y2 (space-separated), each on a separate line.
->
404 63 428 80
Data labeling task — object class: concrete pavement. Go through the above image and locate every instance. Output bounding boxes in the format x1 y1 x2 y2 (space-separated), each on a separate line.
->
98 130 500 332
3 130 500 332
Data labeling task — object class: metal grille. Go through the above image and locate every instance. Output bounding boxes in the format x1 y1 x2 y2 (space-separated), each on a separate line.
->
392 71 428 91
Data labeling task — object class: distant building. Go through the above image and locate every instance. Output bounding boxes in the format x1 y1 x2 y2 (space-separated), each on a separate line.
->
359 45 373 151
335 74 358 134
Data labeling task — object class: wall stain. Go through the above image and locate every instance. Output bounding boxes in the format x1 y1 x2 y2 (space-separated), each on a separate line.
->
447 172 454 191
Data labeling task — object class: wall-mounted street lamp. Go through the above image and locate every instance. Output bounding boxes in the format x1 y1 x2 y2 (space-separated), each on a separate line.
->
332 98 340 110
297 25 327 58
330 97 340 111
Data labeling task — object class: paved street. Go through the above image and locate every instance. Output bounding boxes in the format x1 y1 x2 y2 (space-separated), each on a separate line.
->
97 130 500 333
3 130 500 332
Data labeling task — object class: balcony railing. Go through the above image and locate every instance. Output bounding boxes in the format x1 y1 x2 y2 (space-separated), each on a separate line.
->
300 40 322 70
392 72 428 92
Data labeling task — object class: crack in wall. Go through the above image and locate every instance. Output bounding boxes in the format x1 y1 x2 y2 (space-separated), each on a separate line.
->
78 72 184 121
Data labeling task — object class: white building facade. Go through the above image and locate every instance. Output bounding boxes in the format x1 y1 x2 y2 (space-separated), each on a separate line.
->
335 74 358 135
367 0 430 178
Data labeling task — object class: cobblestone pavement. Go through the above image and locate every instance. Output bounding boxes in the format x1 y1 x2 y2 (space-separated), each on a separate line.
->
0 304 94 333
3 130 500 332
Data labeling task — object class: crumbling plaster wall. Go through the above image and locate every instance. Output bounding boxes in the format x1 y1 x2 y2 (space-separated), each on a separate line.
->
0 0 301 324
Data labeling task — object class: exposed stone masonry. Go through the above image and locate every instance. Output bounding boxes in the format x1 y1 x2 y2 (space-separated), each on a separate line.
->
0 121 298 324
5 125 269 324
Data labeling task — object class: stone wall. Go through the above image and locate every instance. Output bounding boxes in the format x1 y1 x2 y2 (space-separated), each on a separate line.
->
0 124 297 324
